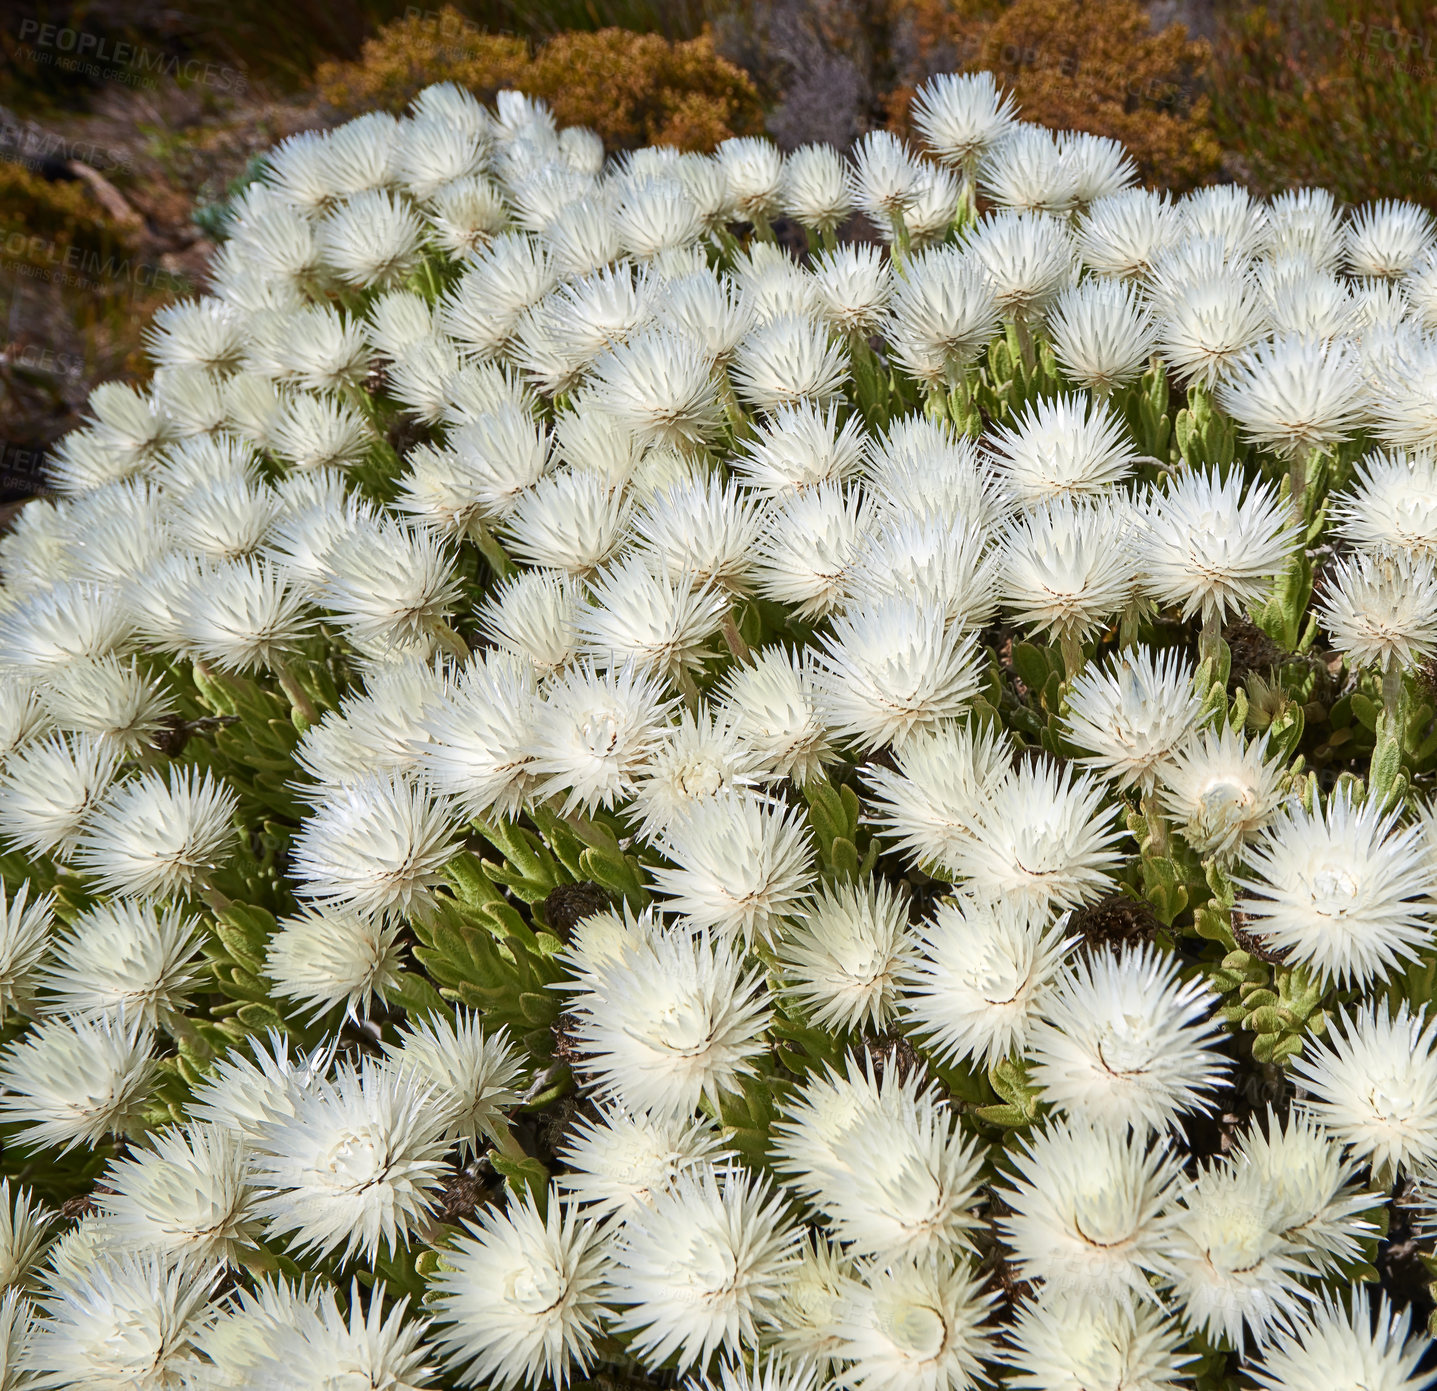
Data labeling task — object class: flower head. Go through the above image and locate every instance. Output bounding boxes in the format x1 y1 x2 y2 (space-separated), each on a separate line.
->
430 1194 609 1390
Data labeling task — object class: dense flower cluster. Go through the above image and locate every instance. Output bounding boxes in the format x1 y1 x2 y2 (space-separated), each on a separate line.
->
0 73 1436 1389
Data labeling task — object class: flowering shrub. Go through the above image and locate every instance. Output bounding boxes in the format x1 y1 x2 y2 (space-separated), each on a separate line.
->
2 70 1437 1388
316 10 764 151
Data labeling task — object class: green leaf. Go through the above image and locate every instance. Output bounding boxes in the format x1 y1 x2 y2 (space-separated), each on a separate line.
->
1010 642 1050 694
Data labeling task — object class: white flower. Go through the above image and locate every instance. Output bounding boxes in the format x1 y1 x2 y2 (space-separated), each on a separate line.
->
752 482 869 619
318 190 423 289
948 757 1123 912
1154 271 1270 388
37 899 202 1031
1266 187 1342 268
25 1250 218 1391
657 270 752 362
0 1181 52 1292
71 765 237 899
733 401 864 498
613 177 704 262
478 571 582 677
964 209 1074 320
714 643 836 786
430 1193 609 1390
639 452 754 562
830 1255 995 1391
1318 549 1437 673
1217 332 1365 458
779 144 852 234
440 234 556 361
1344 199 1435 279
718 137 784 223
36 655 171 756
590 327 721 449
429 175 509 258
1060 131 1138 206
210 1278 435 1391
579 556 729 686
1332 448 1437 559
177 558 311 673
771 1234 855 1371
1000 1295 1193 1391
0 580 133 678
384 1011 524 1161
264 905 404 1023
0 1015 154 1154
567 923 771 1118
417 650 542 820
1289 1003 1437 1178
556 1104 730 1219
1158 724 1286 860
1028 942 1230 1136
813 244 894 336
998 1117 1182 1306
1249 1287 1433 1391
980 124 1078 214
318 517 462 654
1370 333 1437 454
773 1055 984 1264
732 314 848 415
0 731 119 862
777 878 914 1034
884 247 1001 390
606 1163 800 1372
1234 1108 1375 1275
0 881 52 1026
186 1030 327 1145
815 597 982 752
851 130 920 228
903 894 1072 1069
502 469 630 580
862 720 1011 875
1237 788 1436 987
99 1122 258 1266
627 707 768 843
1165 1160 1313 1350
290 773 460 921
269 391 375 472
252 1056 448 1265
1063 646 1203 791
998 495 1136 648
847 512 999 632
527 660 675 816
1140 467 1298 625
1047 277 1159 394
986 392 1137 506
145 297 246 374
911 71 1017 168
1076 188 1181 281
864 414 1010 530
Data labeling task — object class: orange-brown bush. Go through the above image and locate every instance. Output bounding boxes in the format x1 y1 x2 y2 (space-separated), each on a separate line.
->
315 9 763 151
888 0 1220 190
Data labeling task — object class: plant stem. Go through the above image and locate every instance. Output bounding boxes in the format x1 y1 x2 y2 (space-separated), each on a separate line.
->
473 524 517 581
271 656 319 727
1198 608 1222 669
1059 631 1084 680
721 613 753 665
1288 449 1308 531
431 620 471 664
1013 315 1036 375
1383 653 1405 729
1140 789 1170 856
675 666 701 713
